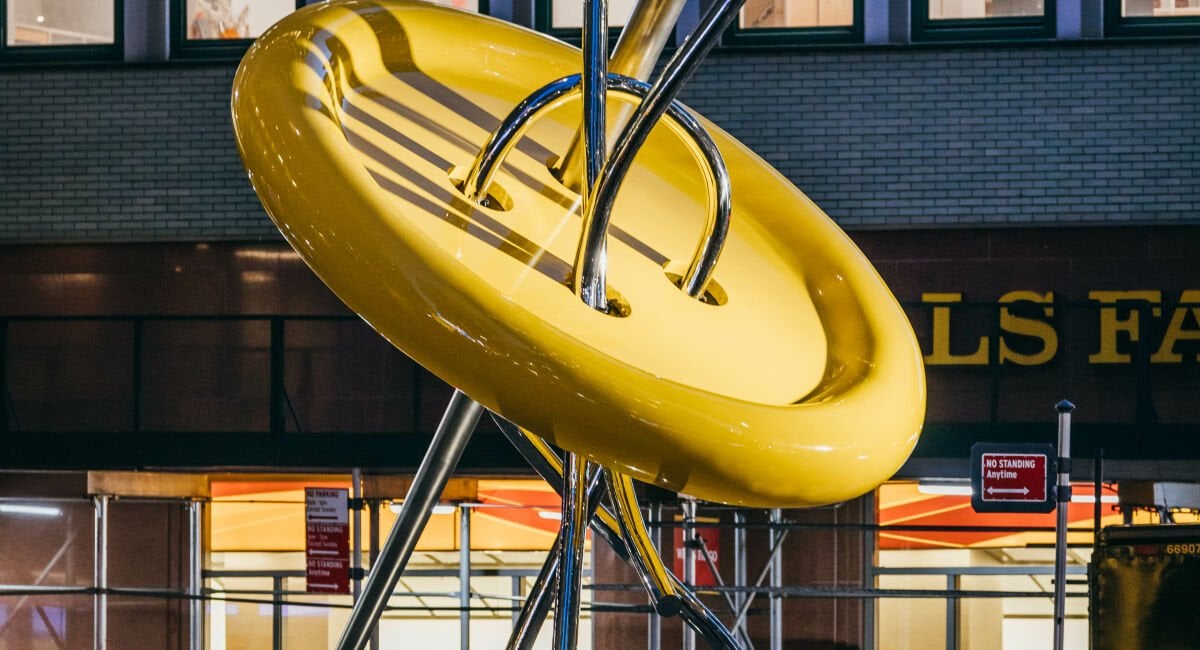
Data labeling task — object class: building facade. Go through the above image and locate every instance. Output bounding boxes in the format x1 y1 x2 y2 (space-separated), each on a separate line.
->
1 0 1197 648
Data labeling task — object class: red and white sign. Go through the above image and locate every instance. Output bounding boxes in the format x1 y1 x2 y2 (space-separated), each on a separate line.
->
305 487 351 594
980 453 1048 502
673 525 720 587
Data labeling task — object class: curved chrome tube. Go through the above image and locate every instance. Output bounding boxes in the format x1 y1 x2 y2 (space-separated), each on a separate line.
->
461 74 731 305
605 468 682 616
462 76 582 203
574 0 746 306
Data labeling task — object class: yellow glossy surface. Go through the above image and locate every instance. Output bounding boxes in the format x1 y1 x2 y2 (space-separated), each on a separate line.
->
232 0 925 507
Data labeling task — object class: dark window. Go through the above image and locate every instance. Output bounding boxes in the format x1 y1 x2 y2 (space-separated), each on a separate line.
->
722 0 864 47
171 0 304 59
2 0 122 63
535 0 639 42
911 0 1055 41
1105 0 1200 36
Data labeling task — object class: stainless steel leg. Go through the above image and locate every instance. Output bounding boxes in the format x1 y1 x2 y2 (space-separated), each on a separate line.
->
508 541 559 650
508 469 606 650
336 389 484 650
553 453 593 649
681 498 696 650
490 414 739 649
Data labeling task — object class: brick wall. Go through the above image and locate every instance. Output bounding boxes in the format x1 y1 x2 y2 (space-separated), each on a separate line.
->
1 41 1197 242
683 43 1200 228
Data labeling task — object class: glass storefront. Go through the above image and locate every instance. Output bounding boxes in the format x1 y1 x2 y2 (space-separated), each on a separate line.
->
205 477 589 649
4 472 1199 648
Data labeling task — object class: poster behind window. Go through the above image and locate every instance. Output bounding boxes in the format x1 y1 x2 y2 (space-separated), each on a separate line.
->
186 0 296 40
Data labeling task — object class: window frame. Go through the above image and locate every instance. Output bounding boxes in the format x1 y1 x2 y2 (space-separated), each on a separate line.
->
720 0 865 48
534 0 646 46
911 0 1056 42
1104 0 1200 37
169 0 306 60
0 0 124 64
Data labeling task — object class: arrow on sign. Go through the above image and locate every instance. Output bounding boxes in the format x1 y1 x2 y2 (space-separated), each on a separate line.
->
987 486 1030 496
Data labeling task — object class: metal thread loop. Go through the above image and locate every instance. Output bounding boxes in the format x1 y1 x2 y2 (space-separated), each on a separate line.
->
460 74 731 308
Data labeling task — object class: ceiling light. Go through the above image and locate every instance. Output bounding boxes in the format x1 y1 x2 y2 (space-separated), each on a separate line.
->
917 482 973 496
388 502 457 515
537 510 562 520
1071 494 1119 504
0 504 62 517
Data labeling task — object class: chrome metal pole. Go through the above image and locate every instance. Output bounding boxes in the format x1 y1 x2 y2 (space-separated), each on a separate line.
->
352 468 362 601
508 468 605 650
578 0 609 312
508 542 558 650
582 0 608 196
460 503 472 650
1053 400 1075 650
681 498 696 650
93 494 109 650
554 453 593 649
336 390 484 650
188 500 204 650
574 0 746 308
769 509 783 650
556 0 690 191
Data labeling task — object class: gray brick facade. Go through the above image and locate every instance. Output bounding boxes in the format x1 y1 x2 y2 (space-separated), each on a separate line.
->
1 41 1197 242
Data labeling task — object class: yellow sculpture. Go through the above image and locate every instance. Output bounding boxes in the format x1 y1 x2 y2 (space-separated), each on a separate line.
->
232 1 925 646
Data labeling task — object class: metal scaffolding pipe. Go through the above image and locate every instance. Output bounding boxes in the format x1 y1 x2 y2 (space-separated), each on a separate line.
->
460 503 472 650
188 500 204 650
93 495 109 650
336 390 483 650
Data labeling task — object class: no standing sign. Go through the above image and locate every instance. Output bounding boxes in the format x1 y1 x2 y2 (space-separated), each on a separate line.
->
970 443 1057 513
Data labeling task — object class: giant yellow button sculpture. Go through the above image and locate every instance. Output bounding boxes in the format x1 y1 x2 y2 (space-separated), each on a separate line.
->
232 0 925 508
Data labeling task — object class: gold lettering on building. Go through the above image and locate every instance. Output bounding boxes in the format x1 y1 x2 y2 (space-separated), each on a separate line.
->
1151 290 1200 364
1088 291 1162 364
920 289 1199 367
998 291 1057 366
923 292 989 366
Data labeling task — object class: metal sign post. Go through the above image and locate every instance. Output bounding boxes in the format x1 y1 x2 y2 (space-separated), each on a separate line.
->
1053 399 1075 650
